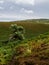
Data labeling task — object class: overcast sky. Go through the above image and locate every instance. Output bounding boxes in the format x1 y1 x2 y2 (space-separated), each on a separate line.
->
0 0 49 21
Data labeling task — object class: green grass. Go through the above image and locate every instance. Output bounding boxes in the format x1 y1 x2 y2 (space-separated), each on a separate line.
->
0 22 49 40
0 20 49 65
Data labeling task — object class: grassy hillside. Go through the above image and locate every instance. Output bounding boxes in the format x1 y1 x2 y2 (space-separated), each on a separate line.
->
0 31 49 65
0 21 49 40
9 32 49 65
0 20 49 65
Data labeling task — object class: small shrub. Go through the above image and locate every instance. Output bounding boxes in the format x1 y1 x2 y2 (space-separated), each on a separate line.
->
9 24 25 42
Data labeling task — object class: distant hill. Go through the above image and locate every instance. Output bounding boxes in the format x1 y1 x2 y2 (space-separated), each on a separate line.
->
11 19 49 23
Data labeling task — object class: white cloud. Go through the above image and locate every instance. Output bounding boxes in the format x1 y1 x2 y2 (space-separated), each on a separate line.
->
0 14 17 18
0 0 4 4
18 15 33 20
8 0 34 5
0 7 4 9
10 6 13 9
25 10 34 14
21 8 34 14
0 13 33 21
35 0 49 4
0 0 34 21
16 0 34 5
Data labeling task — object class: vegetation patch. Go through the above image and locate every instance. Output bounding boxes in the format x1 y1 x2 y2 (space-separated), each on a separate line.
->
0 21 49 65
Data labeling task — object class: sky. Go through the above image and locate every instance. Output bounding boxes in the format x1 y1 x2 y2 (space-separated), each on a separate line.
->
0 0 49 21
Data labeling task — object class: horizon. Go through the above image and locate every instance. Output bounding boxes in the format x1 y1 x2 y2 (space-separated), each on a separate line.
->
0 0 49 21
0 18 49 22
